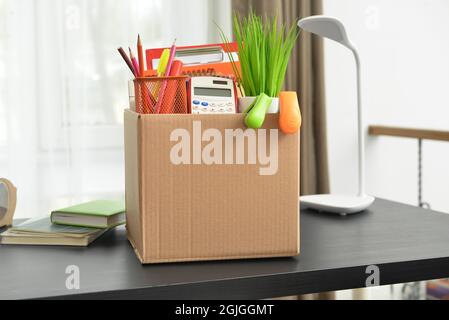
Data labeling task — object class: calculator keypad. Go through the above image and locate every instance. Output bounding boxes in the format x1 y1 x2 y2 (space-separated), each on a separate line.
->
191 98 236 114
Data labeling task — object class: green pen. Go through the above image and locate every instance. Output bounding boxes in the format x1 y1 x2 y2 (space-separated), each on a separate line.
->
244 93 273 129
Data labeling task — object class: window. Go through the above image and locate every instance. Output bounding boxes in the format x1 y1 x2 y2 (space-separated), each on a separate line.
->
0 0 231 218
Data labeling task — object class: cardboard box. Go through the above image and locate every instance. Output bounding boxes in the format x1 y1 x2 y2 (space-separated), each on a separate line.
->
124 109 300 264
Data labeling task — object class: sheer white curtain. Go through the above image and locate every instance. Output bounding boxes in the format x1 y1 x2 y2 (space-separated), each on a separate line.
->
0 0 231 218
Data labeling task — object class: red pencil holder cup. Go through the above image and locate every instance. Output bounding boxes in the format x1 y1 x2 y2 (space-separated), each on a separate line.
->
134 76 189 114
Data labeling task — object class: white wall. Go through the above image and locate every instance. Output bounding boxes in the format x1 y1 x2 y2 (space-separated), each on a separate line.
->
323 0 449 300
323 0 449 213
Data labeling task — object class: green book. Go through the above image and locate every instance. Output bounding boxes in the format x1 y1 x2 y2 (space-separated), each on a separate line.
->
50 200 126 229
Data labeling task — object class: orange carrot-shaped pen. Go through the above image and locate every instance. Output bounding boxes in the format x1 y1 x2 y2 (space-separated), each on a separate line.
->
279 91 302 134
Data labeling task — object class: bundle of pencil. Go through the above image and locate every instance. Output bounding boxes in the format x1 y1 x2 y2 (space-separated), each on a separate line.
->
118 35 185 114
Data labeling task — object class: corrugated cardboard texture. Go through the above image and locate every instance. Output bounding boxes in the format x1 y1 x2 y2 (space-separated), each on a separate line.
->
124 111 143 257
124 110 300 264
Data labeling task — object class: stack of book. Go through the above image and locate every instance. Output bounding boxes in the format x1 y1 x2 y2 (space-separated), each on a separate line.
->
0 200 125 247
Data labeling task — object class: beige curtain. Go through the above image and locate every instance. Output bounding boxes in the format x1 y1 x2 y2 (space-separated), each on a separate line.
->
231 0 333 300
232 0 329 196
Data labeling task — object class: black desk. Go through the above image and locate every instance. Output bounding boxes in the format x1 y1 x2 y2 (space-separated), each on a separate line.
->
1 198 449 300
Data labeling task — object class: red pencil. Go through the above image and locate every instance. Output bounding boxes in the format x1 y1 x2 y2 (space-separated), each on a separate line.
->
130 47 155 113
137 34 145 77
117 47 136 77
129 47 140 78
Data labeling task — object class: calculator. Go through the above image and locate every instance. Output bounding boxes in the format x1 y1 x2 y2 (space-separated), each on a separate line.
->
189 76 237 114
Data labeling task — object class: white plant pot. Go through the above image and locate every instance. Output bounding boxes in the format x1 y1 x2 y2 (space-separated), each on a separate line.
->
238 96 279 114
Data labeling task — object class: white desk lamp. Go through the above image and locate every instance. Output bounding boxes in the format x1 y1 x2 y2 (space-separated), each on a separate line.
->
298 15 375 215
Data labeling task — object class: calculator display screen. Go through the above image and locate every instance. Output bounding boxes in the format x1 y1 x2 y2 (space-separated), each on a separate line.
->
194 87 232 97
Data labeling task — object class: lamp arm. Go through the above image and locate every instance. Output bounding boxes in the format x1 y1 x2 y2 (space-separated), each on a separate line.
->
349 44 366 197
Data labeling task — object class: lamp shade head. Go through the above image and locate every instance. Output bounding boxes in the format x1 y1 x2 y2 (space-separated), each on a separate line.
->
298 15 353 49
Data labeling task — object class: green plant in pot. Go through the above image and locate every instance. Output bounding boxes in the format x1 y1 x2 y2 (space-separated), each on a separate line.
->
219 12 299 129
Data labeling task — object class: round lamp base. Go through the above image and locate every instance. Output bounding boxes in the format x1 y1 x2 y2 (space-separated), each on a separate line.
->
300 194 375 215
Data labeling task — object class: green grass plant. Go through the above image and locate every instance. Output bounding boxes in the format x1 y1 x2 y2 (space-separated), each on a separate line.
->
218 11 299 98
